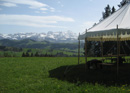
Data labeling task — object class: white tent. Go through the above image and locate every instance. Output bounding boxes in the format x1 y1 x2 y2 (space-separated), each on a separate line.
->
78 1 130 41
78 1 130 75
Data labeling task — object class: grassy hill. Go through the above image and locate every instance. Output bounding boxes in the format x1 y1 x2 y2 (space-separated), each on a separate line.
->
1 57 130 92
0 39 80 50
0 39 84 57
0 39 48 49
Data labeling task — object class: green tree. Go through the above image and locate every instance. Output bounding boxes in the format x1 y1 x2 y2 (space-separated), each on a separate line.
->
105 5 111 18
45 53 48 57
26 52 30 57
35 52 39 57
31 52 34 57
0 46 6 50
22 52 25 57
27 49 32 52
102 4 117 20
111 6 116 14
118 0 129 7
4 52 9 57
102 12 106 19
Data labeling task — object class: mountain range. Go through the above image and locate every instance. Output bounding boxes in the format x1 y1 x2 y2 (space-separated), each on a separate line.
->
0 31 78 43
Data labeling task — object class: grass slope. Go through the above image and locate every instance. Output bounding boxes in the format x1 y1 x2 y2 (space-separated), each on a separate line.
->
0 39 80 50
0 39 48 48
0 57 130 92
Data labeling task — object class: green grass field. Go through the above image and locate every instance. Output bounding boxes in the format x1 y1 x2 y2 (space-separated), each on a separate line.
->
0 57 130 93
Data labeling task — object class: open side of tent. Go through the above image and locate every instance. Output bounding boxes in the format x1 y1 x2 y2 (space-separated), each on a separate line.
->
78 2 130 41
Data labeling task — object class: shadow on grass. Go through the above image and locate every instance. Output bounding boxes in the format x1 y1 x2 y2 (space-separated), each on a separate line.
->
49 63 130 86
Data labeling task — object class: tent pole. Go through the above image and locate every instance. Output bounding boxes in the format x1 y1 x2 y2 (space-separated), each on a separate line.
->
78 33 80 65
100 37 103 61
85 38 88 70
117 25 120 79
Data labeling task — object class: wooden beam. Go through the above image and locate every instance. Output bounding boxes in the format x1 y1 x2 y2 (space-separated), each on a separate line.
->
78 33 80 64
117 25 120 78
100 37 104 62
100 37 103 57
85 38 88 70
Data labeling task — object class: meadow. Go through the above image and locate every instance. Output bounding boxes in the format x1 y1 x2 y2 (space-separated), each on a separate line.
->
0 57 130 93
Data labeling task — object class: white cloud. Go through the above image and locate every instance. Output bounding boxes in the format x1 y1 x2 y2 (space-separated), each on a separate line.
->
0 0 55 12
0 2 17 7
57 1 64 7
50 7 55 12
0 14 74 28
40 8 48 11
1 0 48 8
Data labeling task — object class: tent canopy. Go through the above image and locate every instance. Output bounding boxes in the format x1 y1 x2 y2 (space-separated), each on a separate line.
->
78 2 130 41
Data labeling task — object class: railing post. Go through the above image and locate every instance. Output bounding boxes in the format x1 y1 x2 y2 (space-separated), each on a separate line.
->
117 25 120 79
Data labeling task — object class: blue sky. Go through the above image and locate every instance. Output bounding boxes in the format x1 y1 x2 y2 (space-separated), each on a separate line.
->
0 0 120 34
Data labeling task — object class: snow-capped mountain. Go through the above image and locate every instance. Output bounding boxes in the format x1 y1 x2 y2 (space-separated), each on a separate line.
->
0 31 78 43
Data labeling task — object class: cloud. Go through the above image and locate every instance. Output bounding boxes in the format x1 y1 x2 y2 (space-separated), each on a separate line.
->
1 0 48 8
40 8 48 11
50 7 55 12
0 14 74 28
0 0 55 12
57 1 64 7
0 2 17 7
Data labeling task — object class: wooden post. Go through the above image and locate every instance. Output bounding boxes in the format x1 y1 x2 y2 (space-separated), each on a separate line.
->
100 37 104 61
78 33 80 64
117 25 120 79
85 38 88 70
85 29 88 70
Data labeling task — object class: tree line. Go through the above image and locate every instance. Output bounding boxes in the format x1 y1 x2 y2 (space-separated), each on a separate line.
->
101 0 128 21
0 46 22 52
21 51 81 57
22 52 53 57
91 0 128 28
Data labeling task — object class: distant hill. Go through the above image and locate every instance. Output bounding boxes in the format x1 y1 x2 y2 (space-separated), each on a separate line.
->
0 39 80 50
